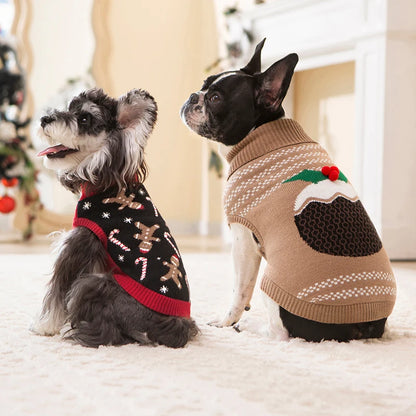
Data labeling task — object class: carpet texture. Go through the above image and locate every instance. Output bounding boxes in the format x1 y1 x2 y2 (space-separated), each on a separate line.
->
1 251 415 416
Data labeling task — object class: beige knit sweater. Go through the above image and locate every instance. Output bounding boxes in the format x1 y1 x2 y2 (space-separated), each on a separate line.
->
224 119 396 324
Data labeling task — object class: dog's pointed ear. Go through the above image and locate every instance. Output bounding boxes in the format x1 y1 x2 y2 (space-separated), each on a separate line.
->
255 53 298 112
240 38 266 75
117 89 157 135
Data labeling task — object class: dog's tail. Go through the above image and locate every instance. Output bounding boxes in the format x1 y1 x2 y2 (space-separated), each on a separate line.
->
64 273 198 348
63 273 144 347
146 312 199 349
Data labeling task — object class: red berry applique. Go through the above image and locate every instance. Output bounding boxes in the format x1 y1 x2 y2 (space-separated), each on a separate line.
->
321 166 340 181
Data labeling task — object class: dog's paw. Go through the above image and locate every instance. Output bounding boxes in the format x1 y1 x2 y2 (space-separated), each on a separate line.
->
269 326 290 341
208 316 239 328
232 316 261 334
233 318 290 341
29 314 61 336
208 306 246 328
208 320 230 328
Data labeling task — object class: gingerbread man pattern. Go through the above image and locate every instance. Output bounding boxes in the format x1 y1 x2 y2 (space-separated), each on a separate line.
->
133 222 161 254
102 187 144 210
73 184 191 317
161 255 183 289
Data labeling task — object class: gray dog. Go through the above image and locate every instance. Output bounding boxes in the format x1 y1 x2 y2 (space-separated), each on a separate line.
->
32 88 198 348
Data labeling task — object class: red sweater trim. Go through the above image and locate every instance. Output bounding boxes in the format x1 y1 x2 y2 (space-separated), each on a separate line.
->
114 273 191 317
73 216 191 318
73 217 108 247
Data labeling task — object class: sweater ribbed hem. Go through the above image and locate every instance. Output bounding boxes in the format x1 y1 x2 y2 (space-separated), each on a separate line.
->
261 275 395 324
114 273 191 318
226 119 315 178
73 216 191 318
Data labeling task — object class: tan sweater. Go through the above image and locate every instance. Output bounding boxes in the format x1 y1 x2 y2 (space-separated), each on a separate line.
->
224 119 396 324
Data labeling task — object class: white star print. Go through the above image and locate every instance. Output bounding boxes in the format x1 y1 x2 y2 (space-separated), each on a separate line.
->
102 212 110 219
83 202 91 210
160 285 168 294
118 255 124 262
139 189 145 195
124 217 133 223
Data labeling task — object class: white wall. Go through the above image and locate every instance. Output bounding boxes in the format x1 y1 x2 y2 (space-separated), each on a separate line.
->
29 0 94 115
29 0 94 214
294 62 355 181
245 0 416 259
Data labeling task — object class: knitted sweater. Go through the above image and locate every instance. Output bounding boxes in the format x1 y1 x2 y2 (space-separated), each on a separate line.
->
224 119 396 324
73 185 190 317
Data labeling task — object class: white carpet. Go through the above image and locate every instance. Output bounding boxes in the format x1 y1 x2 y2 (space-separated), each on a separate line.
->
1 250 416 416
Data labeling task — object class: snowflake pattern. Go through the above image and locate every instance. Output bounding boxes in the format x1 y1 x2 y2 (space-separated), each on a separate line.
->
118 255 125 262
160 285 168 294
83 202 92 210
102 212 110 219
124 217 133 224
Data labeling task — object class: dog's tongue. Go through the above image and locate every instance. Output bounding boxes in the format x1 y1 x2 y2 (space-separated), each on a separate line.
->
37 144 70 157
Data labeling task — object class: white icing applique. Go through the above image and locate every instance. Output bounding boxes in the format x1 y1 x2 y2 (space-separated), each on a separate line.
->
294 181 358 215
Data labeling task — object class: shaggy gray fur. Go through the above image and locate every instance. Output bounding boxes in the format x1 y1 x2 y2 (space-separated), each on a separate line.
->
37 88 198 348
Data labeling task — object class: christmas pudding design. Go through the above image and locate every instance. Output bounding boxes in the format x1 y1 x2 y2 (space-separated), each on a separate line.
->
284 166 382 257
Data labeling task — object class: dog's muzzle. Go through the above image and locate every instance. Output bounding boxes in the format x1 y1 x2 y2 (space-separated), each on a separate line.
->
181 92 205 122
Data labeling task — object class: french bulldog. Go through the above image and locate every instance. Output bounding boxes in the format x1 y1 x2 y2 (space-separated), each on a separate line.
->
181 38 396 342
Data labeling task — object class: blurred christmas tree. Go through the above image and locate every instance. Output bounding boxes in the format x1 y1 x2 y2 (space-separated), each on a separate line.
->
0 38 39 239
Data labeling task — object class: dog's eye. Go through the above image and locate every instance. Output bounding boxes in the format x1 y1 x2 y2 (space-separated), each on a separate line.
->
78 113 91 125
209 93 221 103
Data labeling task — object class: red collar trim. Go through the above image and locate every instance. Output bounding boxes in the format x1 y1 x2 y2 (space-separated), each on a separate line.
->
79 183 97 200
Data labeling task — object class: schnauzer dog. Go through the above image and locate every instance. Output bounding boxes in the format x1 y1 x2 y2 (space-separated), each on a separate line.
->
32 88 198 348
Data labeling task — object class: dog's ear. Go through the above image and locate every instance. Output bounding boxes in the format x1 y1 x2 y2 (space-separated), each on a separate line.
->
255 53 298 112
115 90 157 185
117 89 157 137
240 38 266 75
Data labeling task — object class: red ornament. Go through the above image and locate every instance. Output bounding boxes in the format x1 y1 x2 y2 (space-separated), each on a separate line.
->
1 178 19 187
0 195 16 213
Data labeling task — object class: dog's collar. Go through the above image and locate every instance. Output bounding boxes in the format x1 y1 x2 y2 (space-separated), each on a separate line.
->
226 119 315 178
79 179 143 200
80 183 97 200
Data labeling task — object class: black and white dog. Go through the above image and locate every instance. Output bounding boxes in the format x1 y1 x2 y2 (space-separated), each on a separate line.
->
33 88 198 348
181 39 395 342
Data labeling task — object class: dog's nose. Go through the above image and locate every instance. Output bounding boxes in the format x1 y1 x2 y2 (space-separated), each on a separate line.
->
40 115 54 128
189 93 199 105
